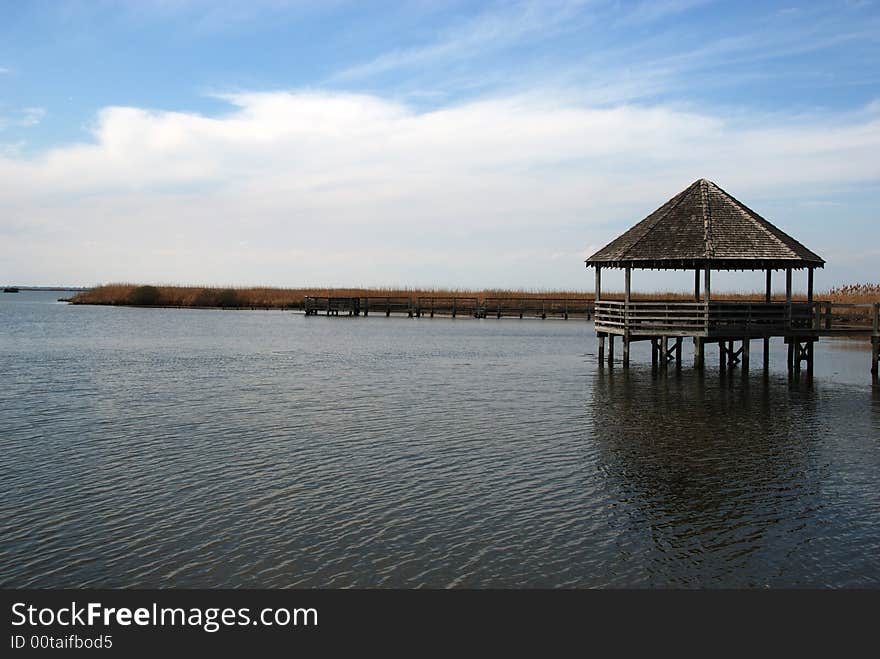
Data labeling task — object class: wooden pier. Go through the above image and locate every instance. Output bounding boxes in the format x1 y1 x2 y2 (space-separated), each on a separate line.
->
304 296 594 319
594 299 879 381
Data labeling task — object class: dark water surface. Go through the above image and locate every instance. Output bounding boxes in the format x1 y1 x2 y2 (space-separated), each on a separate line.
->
1 291 878 588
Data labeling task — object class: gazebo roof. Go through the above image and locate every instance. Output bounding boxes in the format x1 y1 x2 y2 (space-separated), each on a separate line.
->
586 179 825 270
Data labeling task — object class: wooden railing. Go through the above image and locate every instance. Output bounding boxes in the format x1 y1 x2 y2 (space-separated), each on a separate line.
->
813 302 879 333
482 297 592 319
416 297 480 317
303 297 878 333
594 300 815 336
305 296 597 318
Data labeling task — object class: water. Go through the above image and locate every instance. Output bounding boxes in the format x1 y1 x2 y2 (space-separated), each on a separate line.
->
1 290 878 588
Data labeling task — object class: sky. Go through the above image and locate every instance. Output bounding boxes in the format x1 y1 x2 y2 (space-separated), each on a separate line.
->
1 0 878 291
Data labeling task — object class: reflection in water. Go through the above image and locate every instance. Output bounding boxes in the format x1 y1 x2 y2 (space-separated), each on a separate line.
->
587 369 878 587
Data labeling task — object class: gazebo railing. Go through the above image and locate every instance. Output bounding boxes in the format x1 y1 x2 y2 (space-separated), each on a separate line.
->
594 300 815 335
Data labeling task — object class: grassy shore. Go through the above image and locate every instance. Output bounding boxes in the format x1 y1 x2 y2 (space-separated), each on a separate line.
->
69 283 880 309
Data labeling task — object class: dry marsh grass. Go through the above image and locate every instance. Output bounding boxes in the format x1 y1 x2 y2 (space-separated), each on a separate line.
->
71 284 598 308
70 282 880 308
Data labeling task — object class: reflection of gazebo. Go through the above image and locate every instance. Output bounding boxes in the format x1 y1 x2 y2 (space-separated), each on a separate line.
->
586 179 824 372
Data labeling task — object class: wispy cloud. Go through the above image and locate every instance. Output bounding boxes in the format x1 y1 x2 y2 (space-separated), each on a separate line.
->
0 107 45 130
18 107 45 126
618 0 714 26
331 1 589 82
328 0 880 109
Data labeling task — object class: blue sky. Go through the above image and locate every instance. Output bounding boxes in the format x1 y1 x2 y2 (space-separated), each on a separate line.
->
1 0 878 289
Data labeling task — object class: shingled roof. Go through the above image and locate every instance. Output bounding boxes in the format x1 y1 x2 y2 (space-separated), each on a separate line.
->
586 179 824 270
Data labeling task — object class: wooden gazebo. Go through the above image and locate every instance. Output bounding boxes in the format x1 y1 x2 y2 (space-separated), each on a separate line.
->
586 178 825 372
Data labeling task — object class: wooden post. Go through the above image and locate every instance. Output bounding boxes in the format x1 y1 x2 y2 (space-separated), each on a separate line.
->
872 304 879 381
624 267 631 368
598 334 605 365
763 337 770 371
694 337 704 368
659 336 667 370
704 267 711 334
720 341 727 371
595 266 602 302
675 337 682 368
608 334 615 366
765 269 772 302
872 337 879 381
742 338 750 372
652 338 659 369
807 267 814 304
786 268 793 329
694 268 701 302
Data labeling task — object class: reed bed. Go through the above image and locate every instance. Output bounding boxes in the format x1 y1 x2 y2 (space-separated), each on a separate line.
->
70 284 597 308
70 282 880 309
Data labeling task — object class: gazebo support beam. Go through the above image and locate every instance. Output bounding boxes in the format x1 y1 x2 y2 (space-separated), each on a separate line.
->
786 268 793 329
694 268 700 302
807 267 814 304
764 269 772 370
623 267 631 367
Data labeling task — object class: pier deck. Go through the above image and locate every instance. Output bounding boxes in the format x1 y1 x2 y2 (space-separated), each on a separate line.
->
304 296 594 319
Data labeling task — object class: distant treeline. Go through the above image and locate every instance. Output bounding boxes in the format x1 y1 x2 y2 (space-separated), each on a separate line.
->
69 283 880 309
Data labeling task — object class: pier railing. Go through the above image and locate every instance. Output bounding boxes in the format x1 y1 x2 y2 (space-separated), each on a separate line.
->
596 300 880 337
416 297 480 318
305 296 596 318
482 297 592 319
594 300 815 336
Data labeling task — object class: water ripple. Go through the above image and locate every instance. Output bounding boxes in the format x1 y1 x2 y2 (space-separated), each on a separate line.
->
1 291 879 588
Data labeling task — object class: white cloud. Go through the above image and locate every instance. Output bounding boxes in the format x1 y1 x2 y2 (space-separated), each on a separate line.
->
1 91 878 287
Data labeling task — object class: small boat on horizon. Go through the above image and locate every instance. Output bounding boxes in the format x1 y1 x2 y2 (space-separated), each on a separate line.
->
3 287 20 293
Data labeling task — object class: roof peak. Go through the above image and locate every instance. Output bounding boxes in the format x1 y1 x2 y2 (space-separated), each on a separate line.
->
586 179 825 270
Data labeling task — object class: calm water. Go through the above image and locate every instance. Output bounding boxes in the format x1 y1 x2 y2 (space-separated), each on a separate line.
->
1 290 878 588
